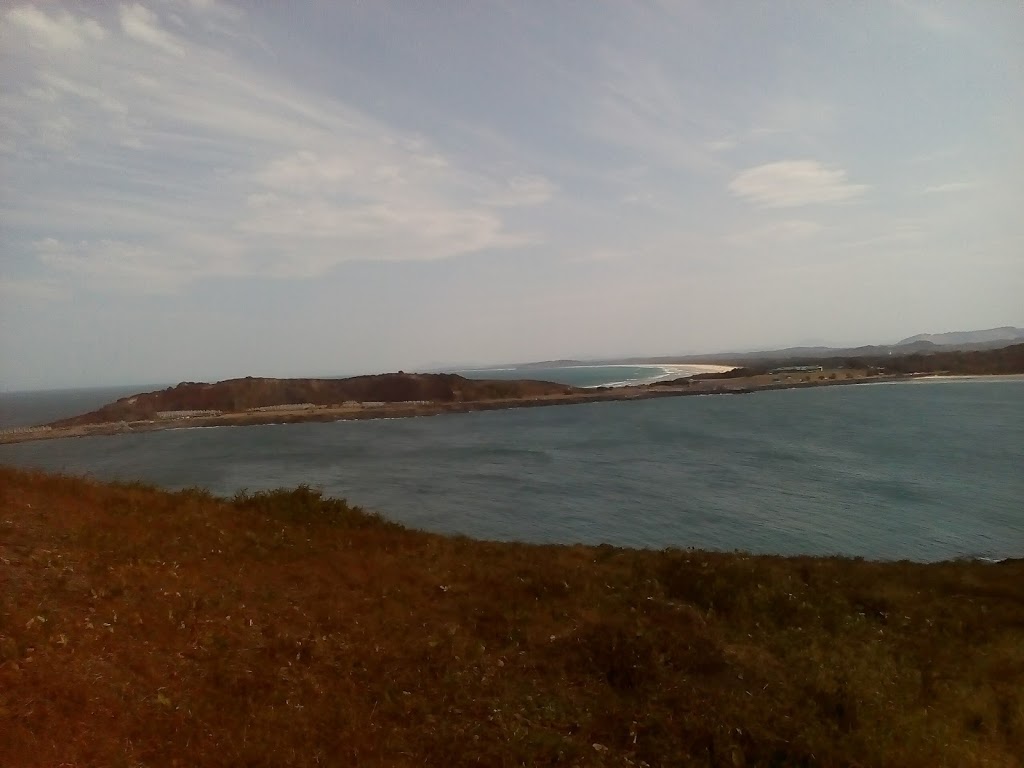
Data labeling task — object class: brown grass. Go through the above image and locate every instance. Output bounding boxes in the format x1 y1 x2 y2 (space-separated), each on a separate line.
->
1 466 1021 767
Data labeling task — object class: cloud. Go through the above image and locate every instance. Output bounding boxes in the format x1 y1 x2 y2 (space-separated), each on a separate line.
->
707 138 738 153
729 161 867 208
924 181 978 193
0 277 65 303
35 71 128 114
236 146 534 270
568 248 626 265
1 3 542 292
32 238 220 293
835 219 926 250
4 5 106 50
749 100 839 143
254 150 356 190
486 175 556 207
726 219 823 247
586 52 726 174
180 0 238 15
119 4 186 57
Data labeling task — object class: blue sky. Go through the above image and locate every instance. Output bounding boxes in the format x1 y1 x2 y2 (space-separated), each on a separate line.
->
1 1 1021 390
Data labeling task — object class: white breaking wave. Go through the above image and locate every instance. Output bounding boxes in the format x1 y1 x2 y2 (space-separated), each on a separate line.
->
585 363 735 388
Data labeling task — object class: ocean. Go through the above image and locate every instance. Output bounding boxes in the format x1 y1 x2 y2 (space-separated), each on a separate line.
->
1 376 1021 562
0 385 156 429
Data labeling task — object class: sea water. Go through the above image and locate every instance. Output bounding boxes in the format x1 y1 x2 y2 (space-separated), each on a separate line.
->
1 378 1021 562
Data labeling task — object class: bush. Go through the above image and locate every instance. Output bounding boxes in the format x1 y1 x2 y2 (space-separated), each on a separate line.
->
231 486 397 530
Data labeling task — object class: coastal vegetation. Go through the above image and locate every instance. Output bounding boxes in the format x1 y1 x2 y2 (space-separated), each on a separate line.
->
2 467 1022 767
49 373 579 427
741 343 1024 378
873 342 1024 375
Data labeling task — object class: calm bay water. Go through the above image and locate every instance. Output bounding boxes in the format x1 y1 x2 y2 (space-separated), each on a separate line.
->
1 379 1021 561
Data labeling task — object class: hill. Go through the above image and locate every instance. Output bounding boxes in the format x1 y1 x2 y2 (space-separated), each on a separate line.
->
665 342 1024 374
50 373 577 427
506 326 1024 369
898 326 1024 346
750 343 1024 377
1 468 1021 767
651 344 1024 387
871 343 1024 375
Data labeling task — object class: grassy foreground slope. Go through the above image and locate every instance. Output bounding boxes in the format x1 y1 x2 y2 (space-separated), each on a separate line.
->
1 468 1022 767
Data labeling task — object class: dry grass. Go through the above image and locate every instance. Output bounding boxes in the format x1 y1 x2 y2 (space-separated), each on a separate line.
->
1 466 1021 767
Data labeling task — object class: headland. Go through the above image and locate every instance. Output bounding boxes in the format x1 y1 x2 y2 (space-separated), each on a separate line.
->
0 368 911 444
3 341 1022 445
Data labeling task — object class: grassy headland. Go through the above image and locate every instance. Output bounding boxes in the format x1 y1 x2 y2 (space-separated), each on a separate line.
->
2 467 1022 766
0 369 901 445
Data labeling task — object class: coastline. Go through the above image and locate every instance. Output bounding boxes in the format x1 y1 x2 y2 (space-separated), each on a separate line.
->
0 371 943 445
906 373 1024 382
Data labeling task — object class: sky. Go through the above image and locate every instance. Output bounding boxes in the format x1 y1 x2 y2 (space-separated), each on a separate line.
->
1 1 1022 390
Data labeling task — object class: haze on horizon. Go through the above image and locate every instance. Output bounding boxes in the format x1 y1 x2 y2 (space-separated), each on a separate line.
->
1 1 1022 391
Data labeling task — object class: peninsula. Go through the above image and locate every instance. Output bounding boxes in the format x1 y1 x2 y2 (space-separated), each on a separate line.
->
0 368 895 445
3 342 1022 445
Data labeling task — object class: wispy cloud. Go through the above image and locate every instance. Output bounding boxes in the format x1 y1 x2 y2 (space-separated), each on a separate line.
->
120 3 186 56
729 161 867 208
924 180 978 194
725 219 823 247
5 5 107 50
0 3 545 293
29 236 245 293
707 138 738 153
834 219 926 250
586 51 728 175
0 276 65 303
485 175 556 207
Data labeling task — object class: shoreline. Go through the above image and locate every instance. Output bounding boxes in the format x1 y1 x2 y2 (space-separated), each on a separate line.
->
0 371 950 446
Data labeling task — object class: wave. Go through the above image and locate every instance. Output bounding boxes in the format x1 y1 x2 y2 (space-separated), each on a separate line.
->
582 363 736 388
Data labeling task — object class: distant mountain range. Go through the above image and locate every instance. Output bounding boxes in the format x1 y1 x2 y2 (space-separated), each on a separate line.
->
512 326 1024 369
896 327 1024 346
